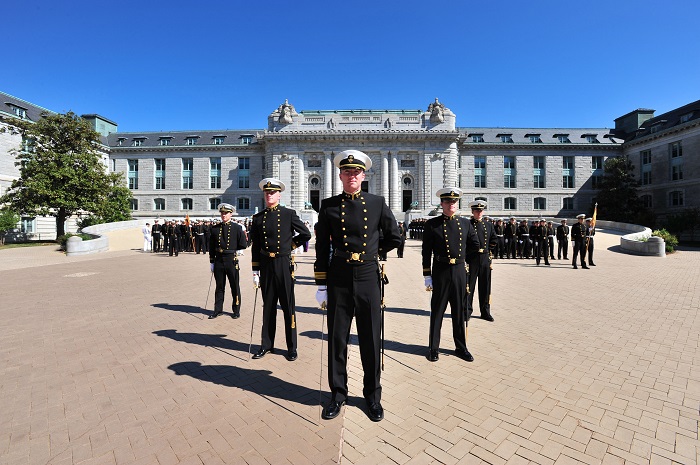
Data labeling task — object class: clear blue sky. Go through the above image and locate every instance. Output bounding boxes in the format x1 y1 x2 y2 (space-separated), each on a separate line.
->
5 0 699 132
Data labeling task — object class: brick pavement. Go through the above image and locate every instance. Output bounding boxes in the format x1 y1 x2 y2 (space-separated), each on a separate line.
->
0 228 698 464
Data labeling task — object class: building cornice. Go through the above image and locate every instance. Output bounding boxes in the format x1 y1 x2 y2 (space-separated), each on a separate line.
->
109 144 263 154
622 119 700 148
459 142 622 152
260 130 459 142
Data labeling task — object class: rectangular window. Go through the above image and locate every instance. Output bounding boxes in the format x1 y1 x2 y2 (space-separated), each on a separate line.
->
159 138 171 146
400 159 416 168
642 171 651 185
21 217 35 234
213 137 225 145
672 164 683 181
563 197 574 210
592 156 604 170
133 139 144 147
307 159 322 168
241 136 253 145
641 150 651 165
12 106 27 118
182 158 193 189
130 199 138 211
469 134 484 143
586 135 599 143
534 197 546 210
181 198 193 210
238 157 250 188
670 142 682 158
499 134 513 143
669 191 684 207
533 156 545 188
504 156 516 188
128 159 139 189
155 159 165 189
238 198 250 210
209 198 221 210
210 157 221 189
504 197 516 210
117 138 125 146
641 195 652 208
591 175 603 188
528 135 542 143
154 198 165 211
556 135 571 143
474 156 486 188
562 156 574 188
186 137 198 146
680 113 693 124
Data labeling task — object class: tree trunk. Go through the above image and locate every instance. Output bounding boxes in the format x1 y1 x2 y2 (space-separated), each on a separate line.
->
56 209 67 238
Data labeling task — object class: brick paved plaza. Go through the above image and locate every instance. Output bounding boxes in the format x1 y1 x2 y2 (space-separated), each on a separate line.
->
1 229 698 464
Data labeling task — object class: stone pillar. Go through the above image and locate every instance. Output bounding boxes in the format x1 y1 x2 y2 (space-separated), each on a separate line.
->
381 151 389 201
324 152 333 199
390 152 400 212
297 156 305 211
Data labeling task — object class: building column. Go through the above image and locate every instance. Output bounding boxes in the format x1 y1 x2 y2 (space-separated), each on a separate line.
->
381 151 389 201
324 151 333 199
297 156 305 211
390 152 400 212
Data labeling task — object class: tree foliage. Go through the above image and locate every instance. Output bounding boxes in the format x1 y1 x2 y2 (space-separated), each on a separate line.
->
595 156 650 224
0 111 131 236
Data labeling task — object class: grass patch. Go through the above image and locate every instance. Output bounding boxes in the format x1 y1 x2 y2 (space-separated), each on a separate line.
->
0 241 57 251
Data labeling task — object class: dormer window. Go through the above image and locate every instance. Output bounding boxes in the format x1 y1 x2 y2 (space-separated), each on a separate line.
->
10 105 27 119
159 137 171 146
132 138 146 147
186 136 199 145
468 133 484 143
213 136 226 145
240 134 254 145
555 134 571 143
497 134 513 143
680 112 693 124
584 134 599 143
117 137 126 146
650 121 666 134
525 134 542 143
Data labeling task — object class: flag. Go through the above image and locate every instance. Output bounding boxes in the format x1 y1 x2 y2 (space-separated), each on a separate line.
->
185 214 190 227
591 203 597 230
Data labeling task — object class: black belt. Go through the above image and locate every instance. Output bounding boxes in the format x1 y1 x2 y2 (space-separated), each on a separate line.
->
334 250 377 262
435 256 465 264
261 249 290 259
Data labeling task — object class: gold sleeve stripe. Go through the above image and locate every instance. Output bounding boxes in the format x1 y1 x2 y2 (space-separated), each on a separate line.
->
251 262 259 267
314 272 327 279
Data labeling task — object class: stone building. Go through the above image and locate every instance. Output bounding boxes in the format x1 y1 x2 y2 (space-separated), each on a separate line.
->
2 91 699 240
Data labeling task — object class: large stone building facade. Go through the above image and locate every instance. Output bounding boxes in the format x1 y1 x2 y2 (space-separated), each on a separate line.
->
2 91 699 239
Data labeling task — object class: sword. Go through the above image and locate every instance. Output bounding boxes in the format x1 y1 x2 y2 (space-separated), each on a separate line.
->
318 301 326 423
248 285 259 361
380 263 388 371
204 269 214 313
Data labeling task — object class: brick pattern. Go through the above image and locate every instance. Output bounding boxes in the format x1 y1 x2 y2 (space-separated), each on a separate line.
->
0 229 698 464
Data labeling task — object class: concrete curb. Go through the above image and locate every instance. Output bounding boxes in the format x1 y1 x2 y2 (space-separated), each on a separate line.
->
66 219 142 256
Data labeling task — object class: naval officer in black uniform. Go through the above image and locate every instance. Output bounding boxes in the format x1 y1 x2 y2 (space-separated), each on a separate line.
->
249 178 311 361
466 200 498 321
422 187 480 362
314 150 401 422
209 203 248 318
571 213 589 269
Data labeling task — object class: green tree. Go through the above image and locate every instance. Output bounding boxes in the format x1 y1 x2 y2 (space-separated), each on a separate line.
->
595 156 648 224
0 208 20 245
0 111 130 237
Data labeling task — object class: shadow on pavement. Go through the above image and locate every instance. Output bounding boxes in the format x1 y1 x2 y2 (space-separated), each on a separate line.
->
152 302 210 317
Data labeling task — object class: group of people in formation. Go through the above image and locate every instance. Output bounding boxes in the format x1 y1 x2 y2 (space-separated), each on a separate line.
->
179 149 597 423
141 217 251 256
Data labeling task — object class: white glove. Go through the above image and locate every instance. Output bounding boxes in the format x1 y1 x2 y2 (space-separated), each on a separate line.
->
316 287 328 307
253 271 260 288
210 263 214 273
424 276 433 291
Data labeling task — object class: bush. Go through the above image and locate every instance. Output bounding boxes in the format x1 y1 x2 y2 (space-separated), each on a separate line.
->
77 215 103 229
652 229 678 253
57 233 94 250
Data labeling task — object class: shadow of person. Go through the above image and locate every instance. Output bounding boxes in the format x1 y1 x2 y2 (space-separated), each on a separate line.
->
152 303 209 317
153 329 249 355
168 361 364 410
299 330 426 357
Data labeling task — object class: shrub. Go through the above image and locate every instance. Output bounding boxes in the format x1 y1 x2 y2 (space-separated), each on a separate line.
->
652 229 678 253
57 233 94 250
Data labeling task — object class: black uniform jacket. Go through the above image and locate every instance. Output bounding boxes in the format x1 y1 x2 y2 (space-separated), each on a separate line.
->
250 206 311 271
209 221 248 262
314 192 401 286
422 214 479 276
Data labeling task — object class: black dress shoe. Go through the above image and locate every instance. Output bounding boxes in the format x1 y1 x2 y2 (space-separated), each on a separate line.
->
428 350 439 362
208 311 222 319
572 265 578 269
582 265 590 269
481 314 495 322
286 350 298 361
367 402 384 422
589 263 596 266
455 348 474 362
252 348 274 359
231 311 240 319
322 400 345 420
